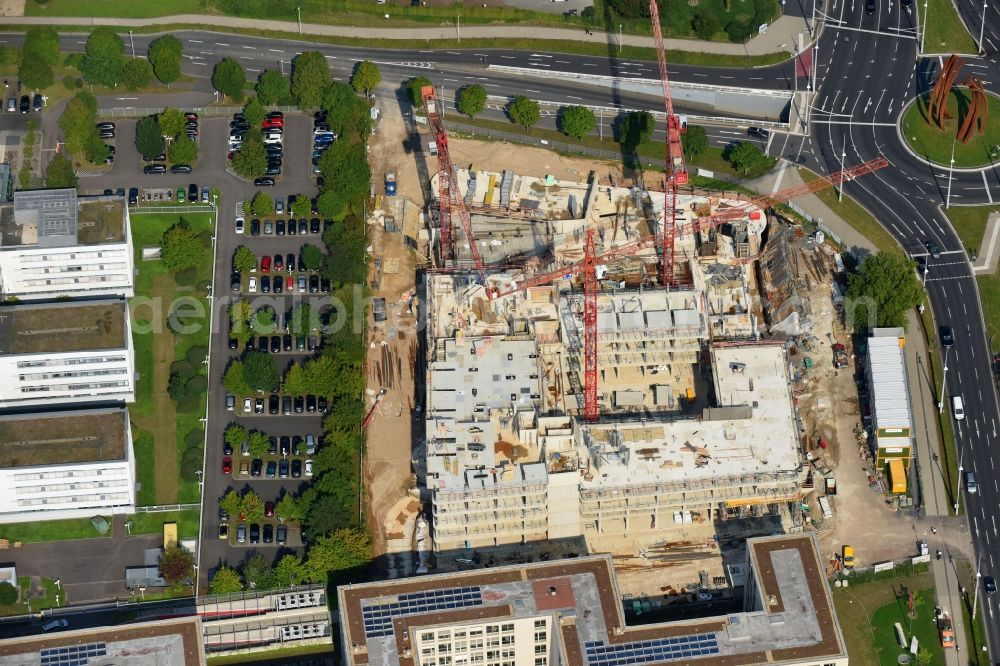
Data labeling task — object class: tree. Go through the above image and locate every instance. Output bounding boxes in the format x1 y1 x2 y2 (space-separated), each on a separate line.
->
304 528 372 584
219 489 243 518
283 364 307 396
229 299 252 343
241 491 264 523
242 553 276 590
169 135 198 165
726 141 767 175
300 244 324 272
243 351 279 392
212 57 246 102
18 58 53 91
273 554 305 587
251 306 275 334
248 430 269 457
250 191 274 217
507 96 540 131
457 84 486 119
158 545 195 586
292 51 331 109
303 493 356 539
148 34 182 85
620 110 654 148
275 494 304 522
407 75 432 107
322 218 368 285
84 132 110 165
350 60 381 96
233 246 256 273
59 92 100 156
683 125 708 159
123 57 152 90
316 190 345 221
158 107 185 139
224 424 248 450
45 153 78 189
243 97 265 129
22 26 60 66
135 115 165 159
160 220 203 271
82 26 125 88
845 252 922 332
223 360 250 396
559 105 596 140
231 131 267 179
317 141 371 220
691 11 720 40
256 69 289 105
210 565 243 594
0 581 17 605
290 193 311 218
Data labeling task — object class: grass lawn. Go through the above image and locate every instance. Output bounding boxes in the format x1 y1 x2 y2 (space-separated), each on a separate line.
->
207 643 334 665
0 577 61 617
129 210 214 506
832 569 942 664
902 89 1000 168
797 168 902 254
957 559 990 664
918 305 961 508
0 517 109 543
924 0 978 54
128 509 201 538
945 204 1000 256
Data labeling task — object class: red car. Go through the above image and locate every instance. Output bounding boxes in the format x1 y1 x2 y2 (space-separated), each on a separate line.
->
286 276 294 291
264 501 274 518
261 255 271 273
262 117 284 129
222 456 232 474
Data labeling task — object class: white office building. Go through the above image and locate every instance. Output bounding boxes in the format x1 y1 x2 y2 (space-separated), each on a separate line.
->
0 408 136 523
0 298 135 409
0 189 134 300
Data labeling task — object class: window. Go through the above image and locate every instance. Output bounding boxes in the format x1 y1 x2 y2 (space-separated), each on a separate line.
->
534 644 547 654
534 619 546 628
421 632 435 641
534 631 547 642
535 659 547 666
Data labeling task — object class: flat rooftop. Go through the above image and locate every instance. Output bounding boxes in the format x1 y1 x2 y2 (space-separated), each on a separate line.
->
338 534 845 666
0 190 126 248
0 408 128 468
0 298 128 355
0 615 204 665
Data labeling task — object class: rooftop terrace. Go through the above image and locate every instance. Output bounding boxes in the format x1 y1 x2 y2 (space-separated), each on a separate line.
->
0 299 127 355
0 408 128 468
0 190 126 248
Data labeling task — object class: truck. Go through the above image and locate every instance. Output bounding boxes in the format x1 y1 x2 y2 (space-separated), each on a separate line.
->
384 172 396 196
937 608 956 648
842 545 855 570
832 343 849 369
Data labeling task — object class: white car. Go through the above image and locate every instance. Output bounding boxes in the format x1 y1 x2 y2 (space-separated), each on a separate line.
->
248 277 257 293
235 217 244 234
243 397 252 413
263 135 282 145
304 459 313 477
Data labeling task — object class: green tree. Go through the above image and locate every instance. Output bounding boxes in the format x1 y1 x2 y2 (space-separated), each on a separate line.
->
59 92 99 156
507 95 540 131
158 545 195 586
251 306 275 335
255 69 289 105
0 581 17 605
169 135 198 165
322 218 368 285
220 489 243 519
248 430 269 457
292 51 331 109
275 494 304 522
243 97 265 129
691 11 720 40
290 193 311 218
223 360 250 396
148 34 182 85
407 75 432 107
212 57 246 102
82 26 125 88
304 528 372 584
84 132 110 164
45 153 78 189
233 246 256 273
123 57 152 90
160 220 203 271
845 252 922 332
726 140 766 175
22 26 60 65
283 364 307 396
229 299 252 343
18 58 53 91
242 553 276 590
241 490 264 522
243 351 279 392
682 125 708 159
457 84 487 119
350 60 381 96
273 554 305 587
210 565 243 594
224 424 248 450
158 107 185 139
250 191 274 217
232 131 267 179
620 110 654 148
135 115 165 159
317 141 371 220
316 190 345 221
300 244 324 272
559 105 596 140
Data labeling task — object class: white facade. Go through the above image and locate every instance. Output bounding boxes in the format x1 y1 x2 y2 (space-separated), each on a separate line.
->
0 408 136 523
412 616 552 666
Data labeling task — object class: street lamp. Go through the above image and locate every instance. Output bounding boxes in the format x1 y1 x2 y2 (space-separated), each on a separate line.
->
619 24 623 54
938 344 951 413
955 447 963 515
981 0 989 53
946 139 956 209
839 135 846 202
128 30 135 58
297 6 302 34
921 0 929 52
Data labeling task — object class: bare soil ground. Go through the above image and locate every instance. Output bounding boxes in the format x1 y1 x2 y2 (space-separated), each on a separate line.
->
0 0 24 16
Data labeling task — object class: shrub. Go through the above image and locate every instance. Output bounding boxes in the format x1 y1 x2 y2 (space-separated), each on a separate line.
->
184 429 205 448
174 266 197 286
185 345 209 366
726 21 753 42
177 391 202 414
186 375 208 394
62 75 78 89
181 447 202 481
197 280 211 293
0 581 17 605
169 359 194 379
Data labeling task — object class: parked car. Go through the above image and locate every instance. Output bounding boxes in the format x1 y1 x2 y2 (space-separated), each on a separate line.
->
276 220 286 236
143 164 167 174
169 164 192 174
128 187 139 205
237 524 247 543
305 459 313 477
235 217 245 234
188 183 198 201
294 396 304 413
279 459 289 478
264 501 274 518
291 459 302 478
218 522 229 540
250 524 260 543
222 456 232 474
263 524 274 543
248 277 257 293
306 395 317 412
254 177 276 186
6 96 15 112
250 219 260 236
276 524 287 545
251 459 263 477
266 460 277 478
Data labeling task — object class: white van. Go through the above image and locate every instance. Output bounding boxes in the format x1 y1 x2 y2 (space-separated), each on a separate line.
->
953 395 965 421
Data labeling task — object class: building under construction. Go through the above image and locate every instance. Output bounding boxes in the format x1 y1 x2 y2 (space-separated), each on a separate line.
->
422 167 808 555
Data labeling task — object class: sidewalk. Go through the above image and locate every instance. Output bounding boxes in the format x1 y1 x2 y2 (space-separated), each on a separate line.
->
0 13 808 57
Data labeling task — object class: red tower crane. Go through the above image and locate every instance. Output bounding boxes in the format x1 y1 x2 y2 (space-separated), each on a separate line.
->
422 85 486 282
649 0 688 288
489 157 889 421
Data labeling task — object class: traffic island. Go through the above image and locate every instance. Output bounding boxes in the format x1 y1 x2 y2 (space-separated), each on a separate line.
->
901 88 1000 168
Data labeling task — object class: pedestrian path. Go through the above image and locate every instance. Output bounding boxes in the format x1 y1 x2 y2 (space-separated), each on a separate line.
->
0 13 808 57
972 212 1000 275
